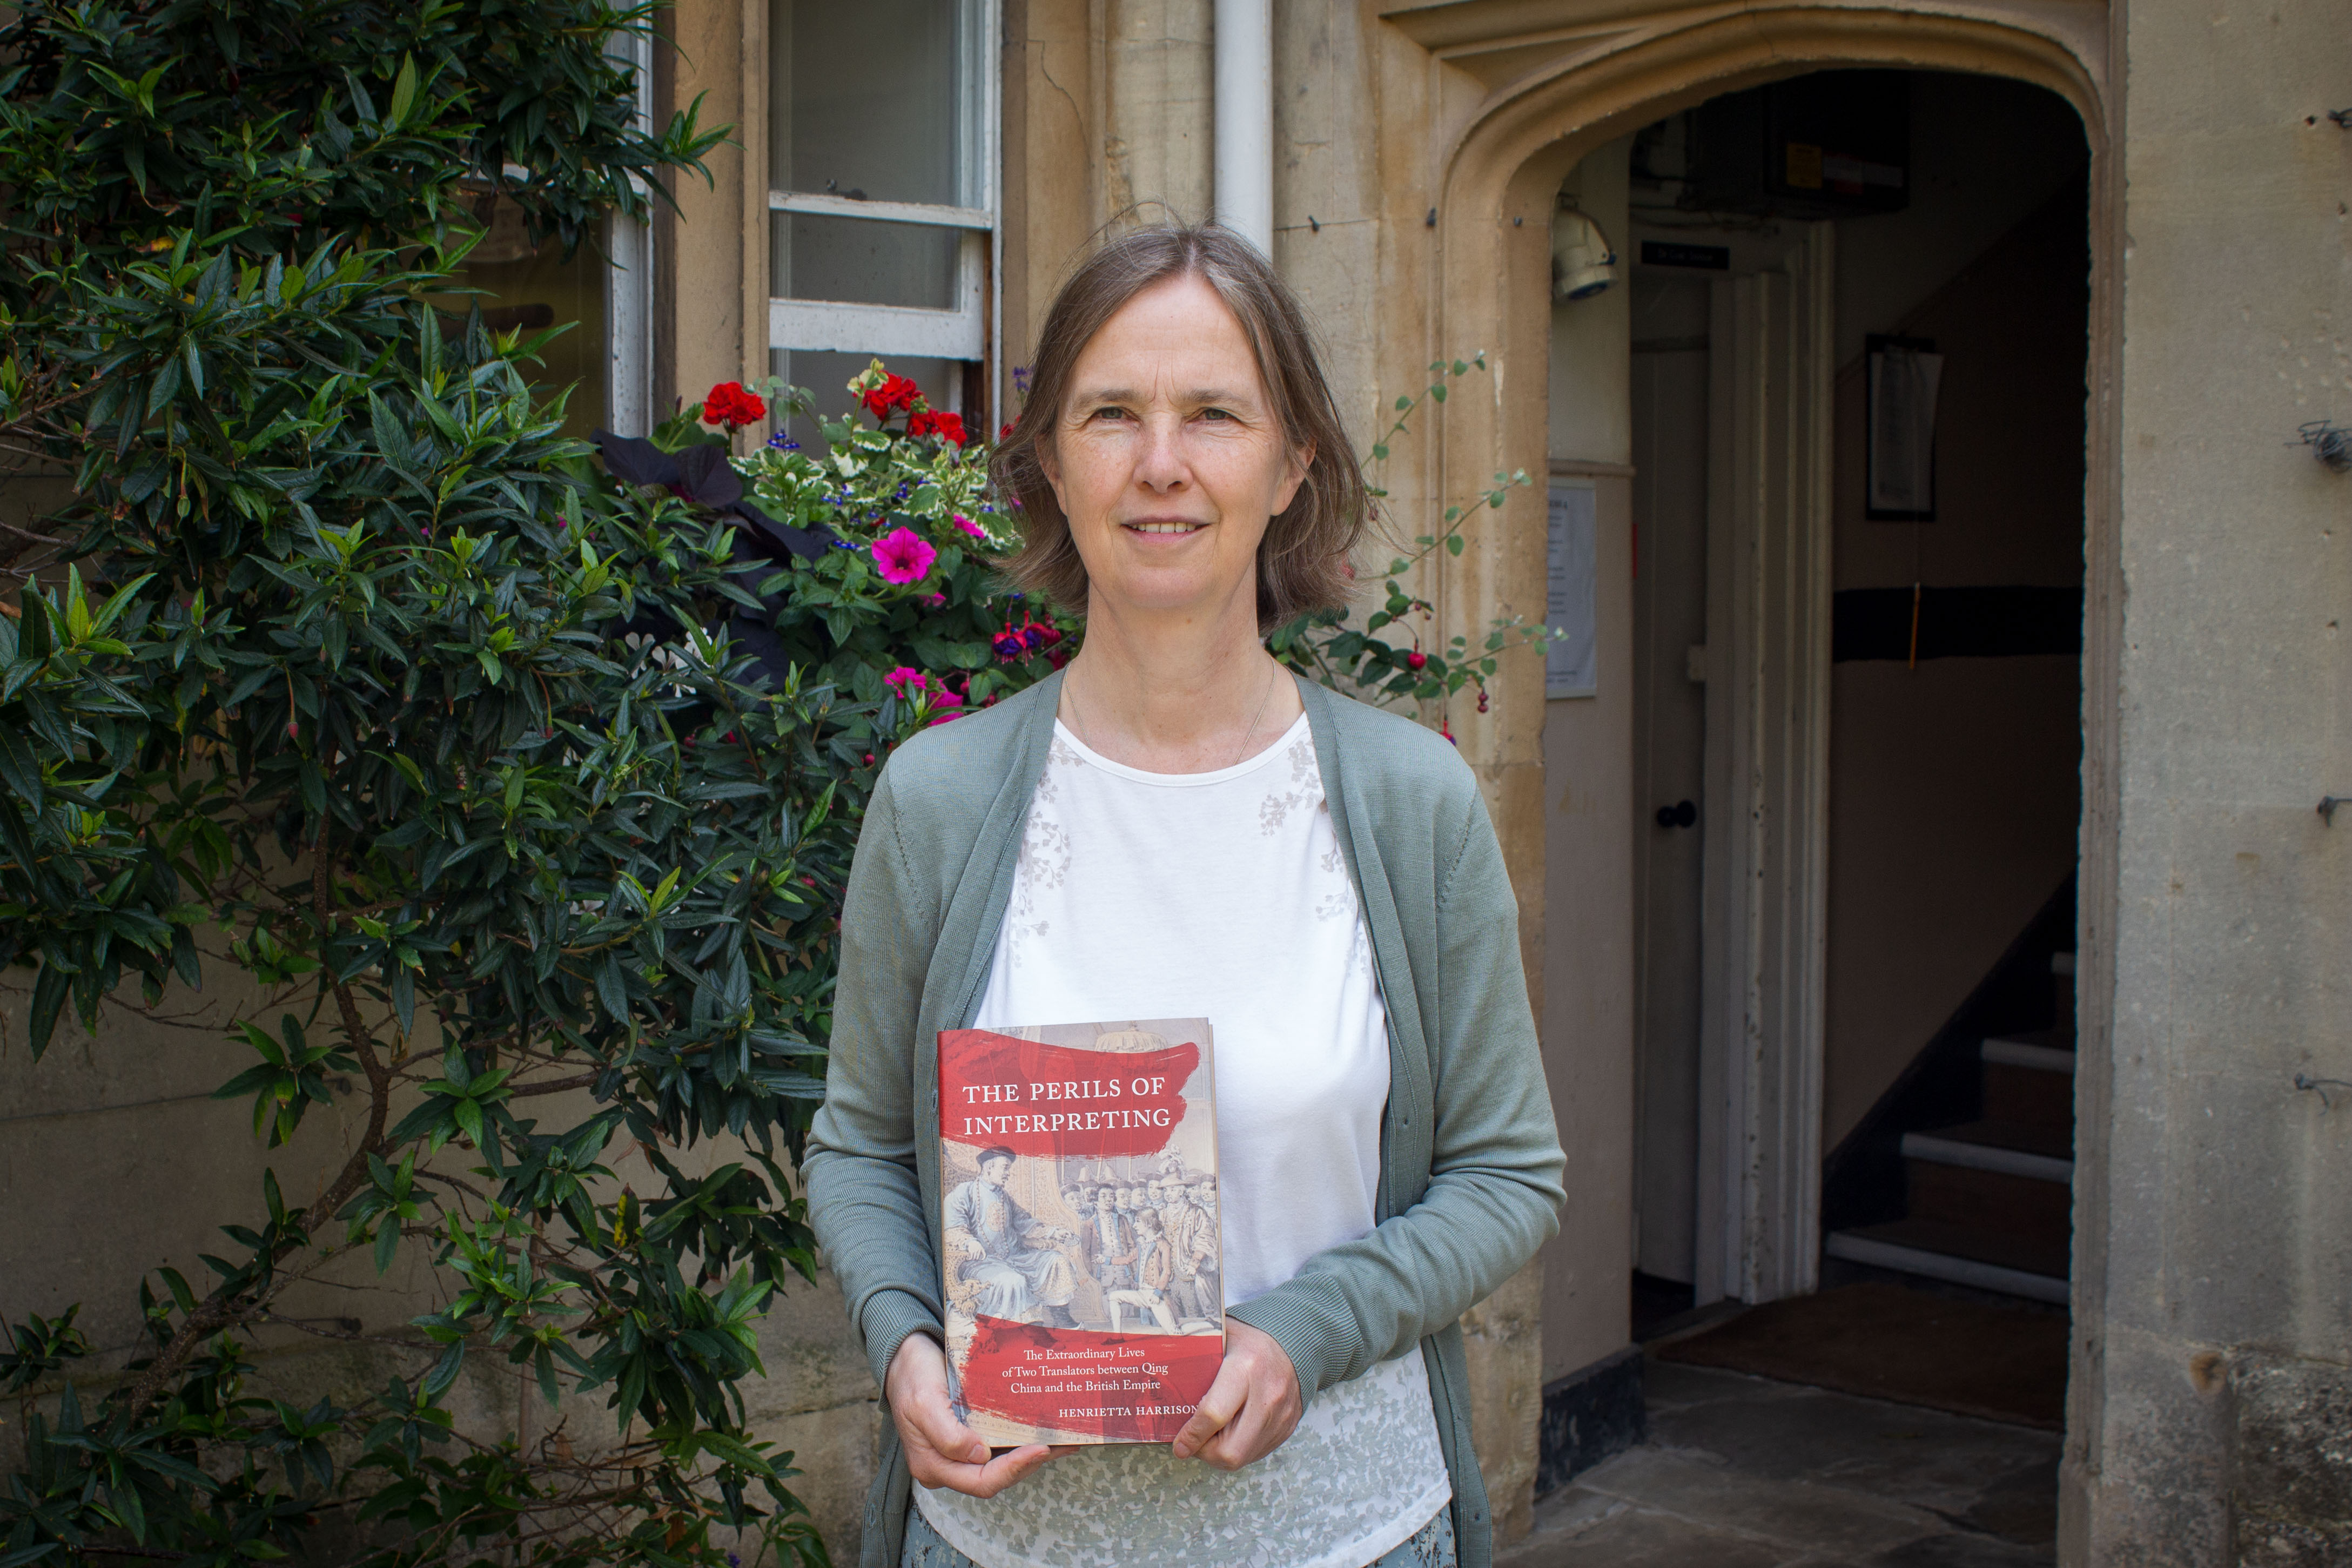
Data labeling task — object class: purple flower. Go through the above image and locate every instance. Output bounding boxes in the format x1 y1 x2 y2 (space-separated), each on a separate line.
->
1012 365 1032 395
953 514 987 540
871 527 939 584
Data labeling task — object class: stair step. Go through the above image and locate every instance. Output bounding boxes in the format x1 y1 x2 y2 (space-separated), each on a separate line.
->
1983 1033 2077 1074
2051 951 2077 977
1825 1223 2071 1304
1984 1054 2076 1133
1903 1121 2075 1183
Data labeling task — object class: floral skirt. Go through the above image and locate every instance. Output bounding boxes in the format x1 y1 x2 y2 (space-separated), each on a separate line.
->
899 1499 1456 1568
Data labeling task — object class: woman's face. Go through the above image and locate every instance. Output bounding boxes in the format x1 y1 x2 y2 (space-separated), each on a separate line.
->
1042 272 1310 624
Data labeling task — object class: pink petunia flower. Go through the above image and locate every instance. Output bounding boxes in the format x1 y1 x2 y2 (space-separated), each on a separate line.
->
884 666 928 696
953 514 987 540
871 527 938 585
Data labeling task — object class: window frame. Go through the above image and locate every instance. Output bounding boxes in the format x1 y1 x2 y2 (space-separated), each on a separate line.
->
764 0 1000 416
604 25 657 436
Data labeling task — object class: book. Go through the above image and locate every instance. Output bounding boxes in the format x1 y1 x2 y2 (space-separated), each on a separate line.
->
936 1018 1224 1445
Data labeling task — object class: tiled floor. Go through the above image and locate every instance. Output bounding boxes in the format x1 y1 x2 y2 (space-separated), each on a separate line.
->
1498 1360 2061 1568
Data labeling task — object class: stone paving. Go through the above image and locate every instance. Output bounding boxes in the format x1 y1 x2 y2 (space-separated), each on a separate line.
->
1498 1360 2061 1568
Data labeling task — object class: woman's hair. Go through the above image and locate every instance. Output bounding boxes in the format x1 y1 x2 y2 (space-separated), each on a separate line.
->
991 223 1368 630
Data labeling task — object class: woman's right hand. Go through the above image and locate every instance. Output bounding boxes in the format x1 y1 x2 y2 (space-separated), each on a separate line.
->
886 1334 1069 1497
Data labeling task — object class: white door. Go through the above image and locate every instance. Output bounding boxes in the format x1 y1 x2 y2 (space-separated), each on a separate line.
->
1629 268 1712 1289
1628 221 1836 1308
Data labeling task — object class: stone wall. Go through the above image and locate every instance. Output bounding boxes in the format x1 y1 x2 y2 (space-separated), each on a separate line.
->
2074 0 2352 1555
0 976 886 1554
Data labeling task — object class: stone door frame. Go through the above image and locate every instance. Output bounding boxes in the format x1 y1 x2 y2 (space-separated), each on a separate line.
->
1401 3 2119 1553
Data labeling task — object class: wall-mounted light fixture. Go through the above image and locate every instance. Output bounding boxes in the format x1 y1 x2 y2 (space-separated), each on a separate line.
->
1552 199 1619 301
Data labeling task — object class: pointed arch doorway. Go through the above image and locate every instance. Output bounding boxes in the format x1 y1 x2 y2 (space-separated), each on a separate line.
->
1387 1 2122 1541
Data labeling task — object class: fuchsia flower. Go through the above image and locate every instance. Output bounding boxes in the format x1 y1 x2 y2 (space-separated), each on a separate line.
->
871 526 938 584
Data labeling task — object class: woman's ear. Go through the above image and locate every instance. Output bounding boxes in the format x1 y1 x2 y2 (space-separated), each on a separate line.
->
1272 440 1314 516
1038 433 1068 514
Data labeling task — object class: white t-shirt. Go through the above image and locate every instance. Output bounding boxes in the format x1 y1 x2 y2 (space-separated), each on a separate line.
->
914 716 1451 1568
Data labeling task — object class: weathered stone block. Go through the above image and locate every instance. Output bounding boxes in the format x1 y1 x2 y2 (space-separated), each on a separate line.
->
1463 1257 1547 1544
2235 1352 2352 1565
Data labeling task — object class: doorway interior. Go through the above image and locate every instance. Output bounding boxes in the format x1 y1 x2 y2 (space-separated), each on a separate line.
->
1553 64 2091 1427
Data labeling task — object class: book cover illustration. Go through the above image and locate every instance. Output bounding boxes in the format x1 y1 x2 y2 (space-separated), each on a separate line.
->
936 1018 1223 1445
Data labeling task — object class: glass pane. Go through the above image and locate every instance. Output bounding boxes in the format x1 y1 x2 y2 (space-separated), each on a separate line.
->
771 212 959 308
770 0 964 208
767 351 957 457
427 201 606 440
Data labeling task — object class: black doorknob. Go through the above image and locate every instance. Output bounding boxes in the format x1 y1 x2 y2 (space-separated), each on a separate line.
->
1655 799 1697 829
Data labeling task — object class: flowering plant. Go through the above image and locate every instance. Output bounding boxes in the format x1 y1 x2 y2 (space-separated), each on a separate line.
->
702 380 768 431
1267 354 1544 728
640 362 1071 746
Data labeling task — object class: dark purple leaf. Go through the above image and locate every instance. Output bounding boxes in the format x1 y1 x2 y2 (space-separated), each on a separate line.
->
674 444 742 507
592 431 681 490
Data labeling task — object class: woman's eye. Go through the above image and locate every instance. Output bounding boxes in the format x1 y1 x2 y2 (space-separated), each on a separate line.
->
1200 407 1233 421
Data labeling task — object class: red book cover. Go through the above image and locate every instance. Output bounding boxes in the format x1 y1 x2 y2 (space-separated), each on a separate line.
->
936 1019 1224 1445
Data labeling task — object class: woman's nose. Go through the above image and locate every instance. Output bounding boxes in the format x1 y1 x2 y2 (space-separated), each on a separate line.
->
1133 414 1189 491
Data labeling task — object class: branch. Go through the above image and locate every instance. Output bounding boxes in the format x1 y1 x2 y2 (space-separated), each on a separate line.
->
115 837 398 1416
508 1071 600 1099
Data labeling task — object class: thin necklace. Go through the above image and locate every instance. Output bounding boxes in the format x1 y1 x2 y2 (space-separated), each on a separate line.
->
1065 657 1280 771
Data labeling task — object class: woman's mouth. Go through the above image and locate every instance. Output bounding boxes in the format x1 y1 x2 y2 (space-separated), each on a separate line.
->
1125 520 1205 535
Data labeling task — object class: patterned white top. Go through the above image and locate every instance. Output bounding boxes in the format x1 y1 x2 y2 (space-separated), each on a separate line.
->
921 715 1450 1568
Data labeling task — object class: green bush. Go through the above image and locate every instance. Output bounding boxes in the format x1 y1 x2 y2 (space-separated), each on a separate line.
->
0 2 909 1563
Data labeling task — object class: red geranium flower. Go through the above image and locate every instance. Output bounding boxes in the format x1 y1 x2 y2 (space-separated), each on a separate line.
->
908 408 967 446
701 381 767 431
858 374 923 421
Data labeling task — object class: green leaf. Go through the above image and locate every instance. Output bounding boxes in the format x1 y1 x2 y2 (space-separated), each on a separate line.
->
387 53 419 127
1446 534 1465 556
27 961 69 1060
0 727 40 807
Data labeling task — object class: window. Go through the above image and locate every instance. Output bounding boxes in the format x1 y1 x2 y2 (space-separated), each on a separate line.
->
429 30 655 443
768 0 996 443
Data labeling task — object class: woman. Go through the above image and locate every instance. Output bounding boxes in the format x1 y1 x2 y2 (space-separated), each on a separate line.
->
804 224 1566 1568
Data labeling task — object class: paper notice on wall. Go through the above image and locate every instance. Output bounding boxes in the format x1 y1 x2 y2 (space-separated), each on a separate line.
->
1867 344 1944 518
1547 480 1598 698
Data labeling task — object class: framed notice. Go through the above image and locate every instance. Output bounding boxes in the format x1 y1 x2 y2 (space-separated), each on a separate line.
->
1865 333 1943 521
1547 480 1598 698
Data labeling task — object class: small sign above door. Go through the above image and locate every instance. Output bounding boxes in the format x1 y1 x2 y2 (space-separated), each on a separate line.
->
1639 240 1730 270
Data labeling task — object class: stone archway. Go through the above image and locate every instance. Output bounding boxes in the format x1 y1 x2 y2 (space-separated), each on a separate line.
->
1400 6 2121 1556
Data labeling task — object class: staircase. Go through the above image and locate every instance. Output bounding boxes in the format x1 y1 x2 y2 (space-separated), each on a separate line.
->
1820 881 2077 1305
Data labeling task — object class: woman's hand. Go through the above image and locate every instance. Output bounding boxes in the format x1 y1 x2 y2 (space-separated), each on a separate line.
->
886 1334 1073 1496
1171 1320 1302 1470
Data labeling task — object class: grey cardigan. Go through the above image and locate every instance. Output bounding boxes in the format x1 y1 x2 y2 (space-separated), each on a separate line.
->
803 670 1567 1568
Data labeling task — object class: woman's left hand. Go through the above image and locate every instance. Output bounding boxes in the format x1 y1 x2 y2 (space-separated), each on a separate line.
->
1171 1320 1302 1470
